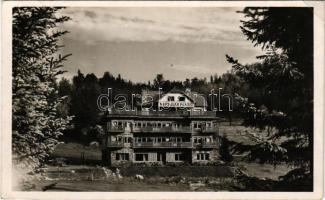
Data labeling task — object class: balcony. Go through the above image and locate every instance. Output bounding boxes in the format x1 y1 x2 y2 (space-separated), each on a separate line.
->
133 141 193 148
193 142 219 148
191 127 219 134
107 126 125 133
202 142 219 148
106 110 217 118
106 126 218 134
106 140 219 149
107 141 131 148
132 126 192 133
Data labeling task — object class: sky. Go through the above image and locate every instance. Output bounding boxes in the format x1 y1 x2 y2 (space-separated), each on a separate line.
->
59 7 263 83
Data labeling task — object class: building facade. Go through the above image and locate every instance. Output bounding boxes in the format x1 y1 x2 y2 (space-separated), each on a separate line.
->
101 89 223 166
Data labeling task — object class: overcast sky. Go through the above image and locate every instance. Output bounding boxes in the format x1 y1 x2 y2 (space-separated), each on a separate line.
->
59 7 263 83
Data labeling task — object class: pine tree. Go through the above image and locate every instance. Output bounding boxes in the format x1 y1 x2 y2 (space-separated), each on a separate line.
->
12 7 72 169
226 7 313 190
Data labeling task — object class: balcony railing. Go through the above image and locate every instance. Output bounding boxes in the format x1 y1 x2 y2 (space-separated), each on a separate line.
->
107 126 218 133
106 110 217 117
106 141 131 148
202 127 219 133
193 141 219 148
132 126 192 133
201 142 219 148
132 141 193 148
107 126 125 133
106 141 219 148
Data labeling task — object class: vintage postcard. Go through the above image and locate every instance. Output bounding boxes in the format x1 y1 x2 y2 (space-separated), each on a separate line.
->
1 1 324 200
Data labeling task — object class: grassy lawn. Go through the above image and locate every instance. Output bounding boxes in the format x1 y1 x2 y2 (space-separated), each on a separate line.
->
219 125 267 145
119 165 234 177
18 161 292 191
235 162 293 180
26 179 190 191
52 142 101 165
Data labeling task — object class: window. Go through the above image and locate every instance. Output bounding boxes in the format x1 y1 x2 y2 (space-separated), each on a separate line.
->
127 137 132 143
198 123 202 129
135 153 148 161
116 153 129 161
193 122 198 128
179 96 185 101
167 96 175 101
197 153 209 161
175 153 184 161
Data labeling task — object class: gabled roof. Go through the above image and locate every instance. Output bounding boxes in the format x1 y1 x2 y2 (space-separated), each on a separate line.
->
161 87 194 103
139 87 207 108
167 88 186 94
187 92 207 107
163 87 207 108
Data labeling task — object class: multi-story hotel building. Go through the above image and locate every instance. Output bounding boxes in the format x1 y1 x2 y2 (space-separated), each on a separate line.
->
101 89 223 166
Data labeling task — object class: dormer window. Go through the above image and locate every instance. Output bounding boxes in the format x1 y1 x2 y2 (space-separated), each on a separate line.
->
179 96 185 101
167 96 175 101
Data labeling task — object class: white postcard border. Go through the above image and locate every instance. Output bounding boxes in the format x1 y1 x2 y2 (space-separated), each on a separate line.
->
1 1 324 200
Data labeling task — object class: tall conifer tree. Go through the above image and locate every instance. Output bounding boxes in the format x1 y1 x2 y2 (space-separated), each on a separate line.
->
226 7 313 190
12 7 72 168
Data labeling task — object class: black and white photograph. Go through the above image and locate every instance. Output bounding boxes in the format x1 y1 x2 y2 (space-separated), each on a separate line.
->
1 1 324 199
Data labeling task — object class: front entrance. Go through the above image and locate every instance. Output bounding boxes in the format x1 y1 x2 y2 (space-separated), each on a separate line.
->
157 152 166 164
